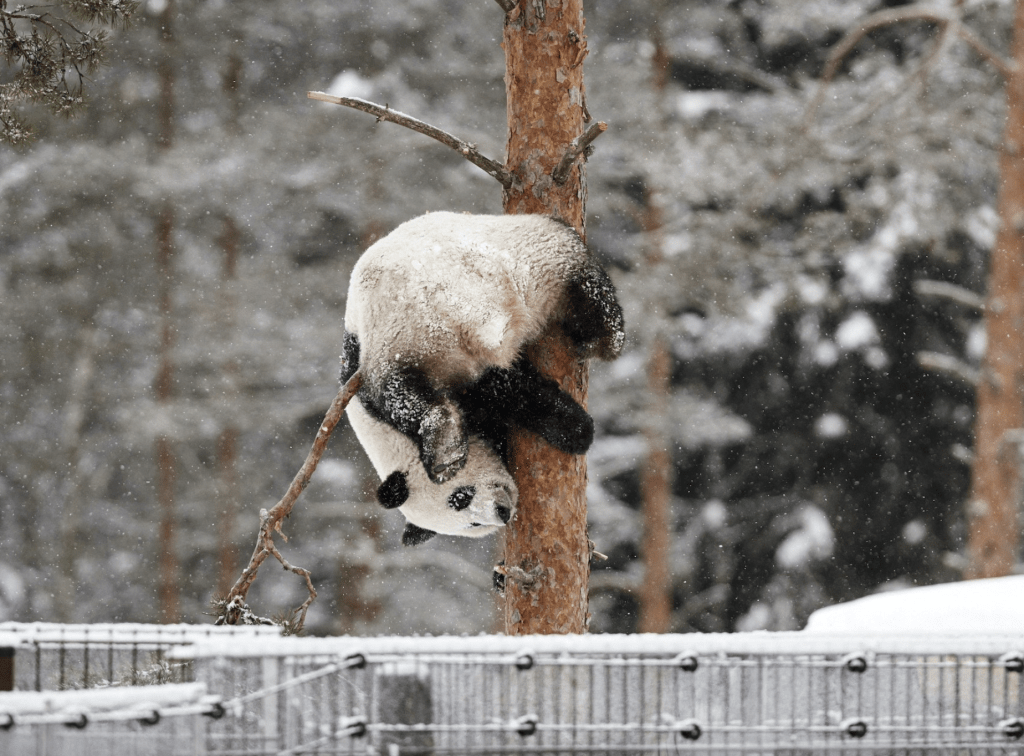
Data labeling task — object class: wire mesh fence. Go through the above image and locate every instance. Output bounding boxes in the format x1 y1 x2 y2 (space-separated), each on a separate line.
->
0 622 281 692
1 627 1022 755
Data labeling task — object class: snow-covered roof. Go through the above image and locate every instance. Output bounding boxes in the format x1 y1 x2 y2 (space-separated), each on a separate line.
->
806 575 1024 635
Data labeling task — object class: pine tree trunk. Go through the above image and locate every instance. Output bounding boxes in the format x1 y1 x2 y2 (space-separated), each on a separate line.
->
638 334 673 633
502 0 592 635
967 0 1024 579
637 15 673 633
215 214 241 598
637 186 672 634
155 0 180 623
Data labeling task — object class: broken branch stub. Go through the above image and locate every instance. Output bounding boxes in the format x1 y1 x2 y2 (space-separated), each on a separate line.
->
552 121 608 185
215 371 363 630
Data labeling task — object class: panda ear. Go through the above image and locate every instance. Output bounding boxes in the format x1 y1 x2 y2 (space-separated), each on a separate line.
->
376 471 409 509
402 522 437 546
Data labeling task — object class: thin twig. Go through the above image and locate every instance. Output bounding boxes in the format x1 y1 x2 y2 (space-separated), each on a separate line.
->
215 370 363 630
493 0 516 13
839 17 954 130
956 24 1016 79
804 4 953 129
551 121 607 185
308 92 515 190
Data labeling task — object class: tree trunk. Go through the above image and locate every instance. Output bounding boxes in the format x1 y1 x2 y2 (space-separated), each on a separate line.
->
215 212 241 598
502 0 592 635
967 0 1024 580
155 0 180 623
637 12 674 633
638 331 673 633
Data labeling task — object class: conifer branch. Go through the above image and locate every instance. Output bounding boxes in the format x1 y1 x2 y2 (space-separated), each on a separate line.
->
215 370 363 630
308 91 515 189
804 4 954 128
1 0 138 144
552 121 607 185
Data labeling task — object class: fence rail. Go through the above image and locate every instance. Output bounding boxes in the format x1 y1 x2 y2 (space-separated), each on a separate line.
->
1 626 1021 754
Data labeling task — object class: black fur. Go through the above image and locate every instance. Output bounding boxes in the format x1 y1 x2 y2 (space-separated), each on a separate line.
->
360 364 468 483
459 357 593 457
377 471 410 509
492 561 506 594
448 486 475 511
562 262 625 361
402 522 437 546
340 329 360 384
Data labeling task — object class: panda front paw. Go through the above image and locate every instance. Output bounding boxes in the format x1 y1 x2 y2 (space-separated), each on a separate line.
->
419 402 468 483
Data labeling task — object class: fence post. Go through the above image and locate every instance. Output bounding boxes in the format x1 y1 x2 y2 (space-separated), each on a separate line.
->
377 663 434 755
0 647 12 691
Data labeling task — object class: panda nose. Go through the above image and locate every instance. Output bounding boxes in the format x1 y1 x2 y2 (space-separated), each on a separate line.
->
496 504 512 524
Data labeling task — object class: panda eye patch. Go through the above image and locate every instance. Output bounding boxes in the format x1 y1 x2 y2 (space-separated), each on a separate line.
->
448 486 475 511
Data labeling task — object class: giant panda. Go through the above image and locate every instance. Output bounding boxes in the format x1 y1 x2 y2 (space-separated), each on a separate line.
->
340 212 624 545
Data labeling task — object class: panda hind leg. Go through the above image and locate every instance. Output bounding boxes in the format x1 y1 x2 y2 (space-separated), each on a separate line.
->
561 261 625 362
518 362 594 455
467 359 594 456
367 367 468 484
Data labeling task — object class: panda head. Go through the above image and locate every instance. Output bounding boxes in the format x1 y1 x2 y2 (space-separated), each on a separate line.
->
376 437 518 545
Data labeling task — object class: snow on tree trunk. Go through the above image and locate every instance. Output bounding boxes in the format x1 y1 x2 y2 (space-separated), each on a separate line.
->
968 0 1024 580
502 0 591 635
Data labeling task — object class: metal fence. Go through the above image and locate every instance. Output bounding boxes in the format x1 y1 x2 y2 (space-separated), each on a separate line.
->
1 627 1022 755
0 622 282 692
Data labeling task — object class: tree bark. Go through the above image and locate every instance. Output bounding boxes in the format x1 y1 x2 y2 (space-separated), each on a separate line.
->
502 0 592 635
638 331 673 633
637 10 674 633
215 211 241 599
967 0 1024 580
155 0 180 623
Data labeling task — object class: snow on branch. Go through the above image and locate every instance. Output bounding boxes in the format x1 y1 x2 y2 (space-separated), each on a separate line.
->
804 3 1014 129
215 371 363 632
308 92 515 189
913 279 986 310
917 351 980 386
552 121 608 185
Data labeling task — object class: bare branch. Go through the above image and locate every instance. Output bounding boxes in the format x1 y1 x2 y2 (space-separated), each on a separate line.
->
216 370 363 630
493 0 516 13
913 279 986 310
917 351 980 386
804 4 953 128
551 121 607 185
308 91 514 189
956 23 1016 79
838 18 954 130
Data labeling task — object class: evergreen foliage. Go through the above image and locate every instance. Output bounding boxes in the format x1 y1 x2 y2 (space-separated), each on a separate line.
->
1 0 138 144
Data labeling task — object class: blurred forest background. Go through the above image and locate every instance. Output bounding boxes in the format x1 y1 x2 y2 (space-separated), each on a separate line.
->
0 0 1019 635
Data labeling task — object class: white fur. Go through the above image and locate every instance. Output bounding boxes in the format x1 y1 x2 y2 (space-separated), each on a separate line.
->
347 398 515 537
344 212 595 538
345 212 587 387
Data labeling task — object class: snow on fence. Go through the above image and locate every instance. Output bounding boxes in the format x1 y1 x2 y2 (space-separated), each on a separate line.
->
1 627 1022 755
0 622 282 692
